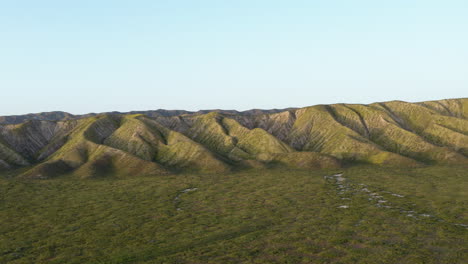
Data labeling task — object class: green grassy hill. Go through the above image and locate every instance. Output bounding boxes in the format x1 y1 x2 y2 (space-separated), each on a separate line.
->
0 98 466 178
0 98 467 264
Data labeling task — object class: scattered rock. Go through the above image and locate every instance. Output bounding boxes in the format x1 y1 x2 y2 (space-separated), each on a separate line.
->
174 187 198 211
323 173 468 229
181 188 198 193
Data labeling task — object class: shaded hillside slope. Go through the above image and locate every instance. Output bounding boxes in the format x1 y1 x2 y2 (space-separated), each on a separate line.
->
0 98 466 178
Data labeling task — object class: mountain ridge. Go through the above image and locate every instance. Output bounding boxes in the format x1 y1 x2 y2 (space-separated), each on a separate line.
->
0 98 466 178
0 108 298 125
3 97 465 125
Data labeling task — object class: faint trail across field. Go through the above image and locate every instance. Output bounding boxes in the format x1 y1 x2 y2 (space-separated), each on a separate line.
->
324 173 467 229
174 188 198 211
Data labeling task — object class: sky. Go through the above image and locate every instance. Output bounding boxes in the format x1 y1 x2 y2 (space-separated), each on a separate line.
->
0 0 467 115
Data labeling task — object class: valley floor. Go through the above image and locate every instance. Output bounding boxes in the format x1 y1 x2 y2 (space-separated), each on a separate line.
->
0 165 467 263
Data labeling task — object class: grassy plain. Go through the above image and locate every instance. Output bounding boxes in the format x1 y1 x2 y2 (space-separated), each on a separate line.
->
0 165 467 263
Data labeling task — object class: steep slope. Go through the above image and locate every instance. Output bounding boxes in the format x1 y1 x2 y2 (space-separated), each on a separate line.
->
234 110 297 142
328 103 465 164
0 140 30 168
20 115 169 178
181 113 291 161
104 115 231 173
0 98 466 178
0 120 81 169
0 120 78 162
178 112 341 169
376 101 468 157
418 98 467 118
283 105 419 166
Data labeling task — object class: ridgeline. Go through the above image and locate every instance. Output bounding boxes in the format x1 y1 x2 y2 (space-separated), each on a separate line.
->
0 98 467 178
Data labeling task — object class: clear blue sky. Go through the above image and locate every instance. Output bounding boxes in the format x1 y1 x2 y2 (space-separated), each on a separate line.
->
1 0 467 115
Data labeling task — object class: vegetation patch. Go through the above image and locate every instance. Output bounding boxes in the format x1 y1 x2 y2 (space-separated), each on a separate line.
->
0 165 466 263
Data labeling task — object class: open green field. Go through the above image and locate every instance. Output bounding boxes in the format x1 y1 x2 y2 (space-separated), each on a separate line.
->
1 165 467 264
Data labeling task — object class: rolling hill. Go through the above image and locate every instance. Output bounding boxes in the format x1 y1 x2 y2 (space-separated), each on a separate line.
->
0 98 466 178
